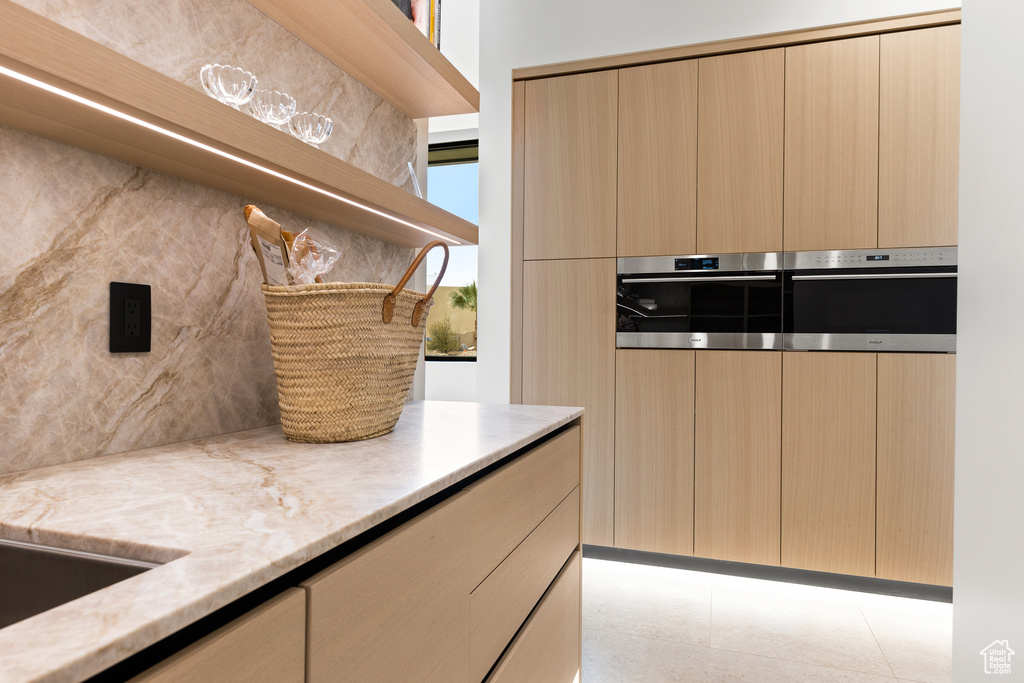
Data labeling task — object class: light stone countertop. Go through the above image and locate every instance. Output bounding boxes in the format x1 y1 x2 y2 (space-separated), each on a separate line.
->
0 401 583 683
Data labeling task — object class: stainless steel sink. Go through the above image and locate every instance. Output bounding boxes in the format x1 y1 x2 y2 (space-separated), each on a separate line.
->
0 538 161 629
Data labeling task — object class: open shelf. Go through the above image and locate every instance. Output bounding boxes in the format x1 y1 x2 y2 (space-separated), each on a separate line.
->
0 0 478 248
247 0 479 120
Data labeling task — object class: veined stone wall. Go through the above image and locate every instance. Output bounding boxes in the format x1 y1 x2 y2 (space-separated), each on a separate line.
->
0 0 417 474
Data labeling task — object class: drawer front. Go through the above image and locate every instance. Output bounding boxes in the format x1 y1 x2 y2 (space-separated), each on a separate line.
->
130 588 305 683
467 425 580 588
470 487 580 682
302 491 470 683
486 551 582 683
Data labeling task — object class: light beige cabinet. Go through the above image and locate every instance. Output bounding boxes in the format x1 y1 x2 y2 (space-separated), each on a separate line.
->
303 426 582 683
523 259 615 545
784 36 880 251
782 352 877 576
303 490 471 683
694 351 782 565
130 589 306 683
486 552 582 683
614 349 695 555
617 60 698 257
876 354 955 585
512 13 960 577
467 427 581 682
697 49 785 254
523 71 618 260
879 25 961 248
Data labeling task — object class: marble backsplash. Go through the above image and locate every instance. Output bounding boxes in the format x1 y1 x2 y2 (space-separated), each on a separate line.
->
0 0 420 475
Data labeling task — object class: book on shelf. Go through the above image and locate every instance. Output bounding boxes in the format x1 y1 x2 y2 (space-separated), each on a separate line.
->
389 0 441 49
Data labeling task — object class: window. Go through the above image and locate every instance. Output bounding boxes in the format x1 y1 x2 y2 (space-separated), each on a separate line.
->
424 141 478 361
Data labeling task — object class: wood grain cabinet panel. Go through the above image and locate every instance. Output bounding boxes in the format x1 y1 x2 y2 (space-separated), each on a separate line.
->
879 26 961 248
523 259 616 545
782 352 876 576
617 60 698 257
486 552 582 683
470 488 580 682
130 589 305 683
614 349 695 555
524 71 618 260
302 492 470 683
697 49 785 254
694 351 781 565
876 354 955 586
511 79 526 403
466 426 580 589
784 36 879 251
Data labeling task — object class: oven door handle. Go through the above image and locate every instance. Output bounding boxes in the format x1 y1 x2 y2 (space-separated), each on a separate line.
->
791 272 957 281
620 275 777 283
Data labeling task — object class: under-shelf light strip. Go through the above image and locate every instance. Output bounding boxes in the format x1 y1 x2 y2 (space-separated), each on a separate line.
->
0 64 460 245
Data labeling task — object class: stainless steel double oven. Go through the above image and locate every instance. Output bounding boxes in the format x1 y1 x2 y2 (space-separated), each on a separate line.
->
616 247 957 352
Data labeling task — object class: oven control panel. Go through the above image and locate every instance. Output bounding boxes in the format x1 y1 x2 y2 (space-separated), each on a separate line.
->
675 257 719 271
784 247 957 270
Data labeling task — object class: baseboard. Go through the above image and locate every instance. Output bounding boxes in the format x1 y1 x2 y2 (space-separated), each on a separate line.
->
582 545 952 603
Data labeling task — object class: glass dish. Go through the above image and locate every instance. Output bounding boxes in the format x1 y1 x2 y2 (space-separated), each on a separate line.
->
289 112 333 148
248 89 297 127
200 64 258 109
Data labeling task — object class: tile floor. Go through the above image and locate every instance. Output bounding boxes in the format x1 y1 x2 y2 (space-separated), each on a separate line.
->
581 558 952 682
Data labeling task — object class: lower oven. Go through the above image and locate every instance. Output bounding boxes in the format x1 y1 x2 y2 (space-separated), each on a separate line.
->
616 252 783 350
783 247 957 353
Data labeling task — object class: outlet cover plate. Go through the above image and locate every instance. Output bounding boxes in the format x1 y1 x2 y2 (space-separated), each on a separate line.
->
110 282 151 353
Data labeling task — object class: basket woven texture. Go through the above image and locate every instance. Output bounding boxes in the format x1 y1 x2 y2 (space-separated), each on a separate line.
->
262 281 428 443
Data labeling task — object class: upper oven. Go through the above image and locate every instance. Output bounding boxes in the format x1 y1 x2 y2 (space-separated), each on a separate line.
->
783 247 957 353
617 252 783 350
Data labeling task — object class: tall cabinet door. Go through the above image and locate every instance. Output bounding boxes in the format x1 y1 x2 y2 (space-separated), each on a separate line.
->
697 49 785 254
614 349 695 555
694 351 782 565
524 71 618 260
876 354 955 586
523 259 616 545
879 26 960 248
617 61 698 257
784 36 879 251
782 352 876 576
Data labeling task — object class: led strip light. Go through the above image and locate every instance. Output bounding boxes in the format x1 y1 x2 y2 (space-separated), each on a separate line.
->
0 64 460 245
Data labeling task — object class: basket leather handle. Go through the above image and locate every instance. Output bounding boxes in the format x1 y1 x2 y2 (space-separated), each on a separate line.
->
382 240 450 326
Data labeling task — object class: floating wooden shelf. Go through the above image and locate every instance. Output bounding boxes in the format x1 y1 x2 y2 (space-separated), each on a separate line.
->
0 0 478 248
247 0 480 119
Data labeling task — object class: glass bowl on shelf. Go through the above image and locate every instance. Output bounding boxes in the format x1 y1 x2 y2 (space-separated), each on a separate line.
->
199 64 257 109
248 89 296 128
288 112 333 148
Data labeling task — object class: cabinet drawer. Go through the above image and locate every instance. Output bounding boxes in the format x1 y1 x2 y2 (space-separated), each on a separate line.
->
302 491 470 683
467 426 580 588
486 551 582 683
130 588 305 683
470 487 580 682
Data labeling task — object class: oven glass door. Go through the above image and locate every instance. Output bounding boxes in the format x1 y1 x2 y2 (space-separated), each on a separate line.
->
784 267 957 351
617 272 782 349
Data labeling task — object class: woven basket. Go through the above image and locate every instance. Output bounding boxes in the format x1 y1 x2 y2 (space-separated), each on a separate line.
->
262 241 449 442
